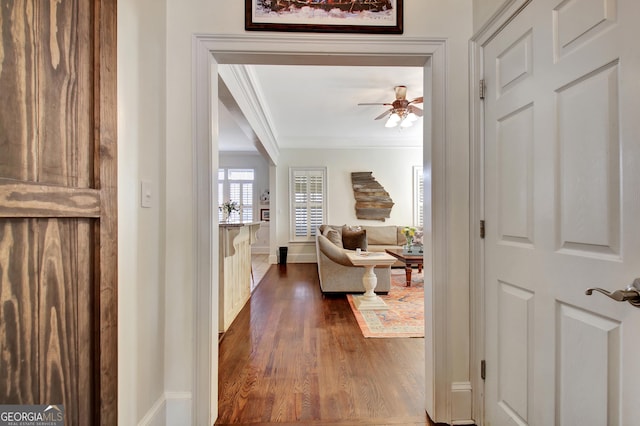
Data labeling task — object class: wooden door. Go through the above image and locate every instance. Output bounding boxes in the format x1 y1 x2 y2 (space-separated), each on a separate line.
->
0 0 117 424
483 0 640 424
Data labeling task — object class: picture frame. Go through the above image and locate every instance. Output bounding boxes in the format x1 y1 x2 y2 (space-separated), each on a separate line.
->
260 208 270 221
245 0 403 34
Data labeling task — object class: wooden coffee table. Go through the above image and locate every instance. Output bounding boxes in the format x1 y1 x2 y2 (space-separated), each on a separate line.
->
385 248 424 286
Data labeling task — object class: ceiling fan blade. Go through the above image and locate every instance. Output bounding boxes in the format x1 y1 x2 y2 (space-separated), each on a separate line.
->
374 109 392 120
409 96 424 104
358 102 392 106
408 105 423 117
394 85 407 100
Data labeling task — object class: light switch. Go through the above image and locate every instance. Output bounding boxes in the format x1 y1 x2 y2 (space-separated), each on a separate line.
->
141 181 153 208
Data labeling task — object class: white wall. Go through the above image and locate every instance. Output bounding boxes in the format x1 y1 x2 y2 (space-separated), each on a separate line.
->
275 147 422 262
117 0 167 424
473 0 508 31
117 0 473 424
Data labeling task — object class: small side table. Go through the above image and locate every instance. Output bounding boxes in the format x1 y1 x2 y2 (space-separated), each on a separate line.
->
346 252 396 310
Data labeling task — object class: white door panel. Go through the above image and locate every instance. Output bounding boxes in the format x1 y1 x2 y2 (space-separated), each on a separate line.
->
553 0 617 60
556 62 621 257
483 0 640 424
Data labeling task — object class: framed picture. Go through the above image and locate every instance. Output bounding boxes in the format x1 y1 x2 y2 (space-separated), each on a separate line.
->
245 0 403 34
260 208 270 221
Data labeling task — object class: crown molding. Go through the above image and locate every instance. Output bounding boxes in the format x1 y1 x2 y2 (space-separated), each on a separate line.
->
219 64 280 163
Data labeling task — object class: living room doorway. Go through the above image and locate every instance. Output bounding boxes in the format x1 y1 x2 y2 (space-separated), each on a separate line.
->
193 34 449 425
217 63 424 278
216 63 425 419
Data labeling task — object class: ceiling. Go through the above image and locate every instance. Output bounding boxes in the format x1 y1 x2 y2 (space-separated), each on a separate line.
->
218 65 424 154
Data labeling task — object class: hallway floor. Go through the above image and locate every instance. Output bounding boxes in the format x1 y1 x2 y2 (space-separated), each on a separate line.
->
217 263 434 425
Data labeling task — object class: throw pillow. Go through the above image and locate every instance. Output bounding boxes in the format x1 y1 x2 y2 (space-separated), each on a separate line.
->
342 227 367 250
323 226 343 248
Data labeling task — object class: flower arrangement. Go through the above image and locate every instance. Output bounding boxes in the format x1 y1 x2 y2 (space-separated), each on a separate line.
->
402 226 416 246
402 226 416 238
219 200 239 220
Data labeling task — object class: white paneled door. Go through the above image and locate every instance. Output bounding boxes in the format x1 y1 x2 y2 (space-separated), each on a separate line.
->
483 0 640 424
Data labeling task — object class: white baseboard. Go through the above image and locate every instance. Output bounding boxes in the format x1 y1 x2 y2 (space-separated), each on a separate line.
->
451 382 474 425
138 392 192 426
287 253 318 263
270 253 317 265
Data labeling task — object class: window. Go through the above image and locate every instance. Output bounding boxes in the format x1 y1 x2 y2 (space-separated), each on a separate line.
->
290 168 327 241
413 165 424 227
218 168 254 222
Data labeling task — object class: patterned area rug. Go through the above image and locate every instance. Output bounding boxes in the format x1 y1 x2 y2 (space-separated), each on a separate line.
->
347 270 424 338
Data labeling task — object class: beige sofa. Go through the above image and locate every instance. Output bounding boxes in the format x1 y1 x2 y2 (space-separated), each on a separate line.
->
315 225 412 293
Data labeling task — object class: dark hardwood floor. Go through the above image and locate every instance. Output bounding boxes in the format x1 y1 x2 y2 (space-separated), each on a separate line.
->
216 263 434 426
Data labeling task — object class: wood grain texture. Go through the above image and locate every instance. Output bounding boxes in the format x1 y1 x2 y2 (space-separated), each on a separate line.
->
0 220 38 404
0 0 117 423
0 0 93 186
217 264 435 425
36 0 93 187
37 218 95 422
0 218 95 424
95 0 118 422
0 0 38 181
0 179 101 217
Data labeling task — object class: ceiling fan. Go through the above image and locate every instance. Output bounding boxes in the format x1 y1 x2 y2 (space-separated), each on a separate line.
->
358 85 424 128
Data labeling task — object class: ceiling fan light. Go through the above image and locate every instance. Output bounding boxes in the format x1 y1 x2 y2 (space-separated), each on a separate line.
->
385 117 398 128
400 118 413 128
406 112 418 122
388 112 401 123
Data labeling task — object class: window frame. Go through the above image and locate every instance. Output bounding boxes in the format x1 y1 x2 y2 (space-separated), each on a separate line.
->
218 168 255 222
289 167 327 242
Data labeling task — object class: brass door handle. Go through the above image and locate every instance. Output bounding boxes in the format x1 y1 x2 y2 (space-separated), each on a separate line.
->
586 278 640 308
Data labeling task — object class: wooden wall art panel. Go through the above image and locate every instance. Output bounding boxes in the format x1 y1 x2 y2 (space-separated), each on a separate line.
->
0 0 117 424
351 172 394 221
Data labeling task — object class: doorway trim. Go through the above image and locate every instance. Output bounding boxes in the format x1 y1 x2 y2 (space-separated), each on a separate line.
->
469 0 533 423
193 34 450 425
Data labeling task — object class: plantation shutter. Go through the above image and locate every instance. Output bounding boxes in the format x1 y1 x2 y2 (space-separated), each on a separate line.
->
229 183 242 222
218 169 225 221
219 168 254 222
413 166 424 227
291 168 326 241
240 183 253 222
